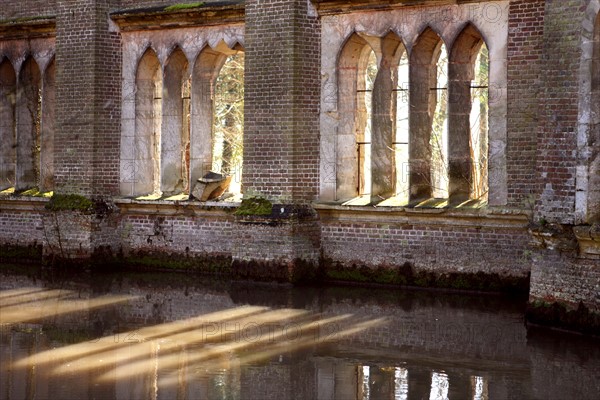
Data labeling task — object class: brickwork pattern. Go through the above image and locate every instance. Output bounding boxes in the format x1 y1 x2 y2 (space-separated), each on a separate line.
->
0 1 57 20
321 221 531 277
54 0 122 197
506 0 545 206
243 0 320 202
530 250 600 312
535 1 585 223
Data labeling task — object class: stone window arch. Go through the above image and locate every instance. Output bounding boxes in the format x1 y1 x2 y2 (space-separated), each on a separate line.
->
161 47 190 196
336 33 378 202
16 56 42 191
0 57 16 191
409 27 447 203
448 23 489 205
191 42 245 196
40 57 55 192
134 47 162 197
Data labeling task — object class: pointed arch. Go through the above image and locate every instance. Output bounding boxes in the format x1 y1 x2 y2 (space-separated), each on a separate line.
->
133 47 162 196
371 31 405 200
190 42 245 196
0 58 16 190
409 27 446 201
336 32 377 201
448 23 488 203
16 56 42 190
161 46 190 194
212 50 245 195
40 56 55 191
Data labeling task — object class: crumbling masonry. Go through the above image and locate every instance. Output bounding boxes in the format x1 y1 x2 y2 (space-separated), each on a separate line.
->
0 0 598 333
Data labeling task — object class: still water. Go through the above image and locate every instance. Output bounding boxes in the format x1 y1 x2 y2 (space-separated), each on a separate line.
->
0 265 599 400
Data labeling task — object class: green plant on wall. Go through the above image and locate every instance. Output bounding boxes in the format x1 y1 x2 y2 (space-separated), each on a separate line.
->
234 197 272 216
45 193 93 212
164 2 205 12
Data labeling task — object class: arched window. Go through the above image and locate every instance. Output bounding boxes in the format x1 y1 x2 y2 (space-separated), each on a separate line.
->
449 24 489 204
134 48 162 196
40 57 55 192
212 51 244 195
337 33 378 202
0 58 16 191
162 47 190 196
191 43 245 198
410 28 446 203
395 49 410 203
16 56 41 191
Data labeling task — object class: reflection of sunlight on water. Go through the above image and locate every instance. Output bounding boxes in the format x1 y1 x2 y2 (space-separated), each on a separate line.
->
430 371 449 400
5 287 387 396
0 286 137 324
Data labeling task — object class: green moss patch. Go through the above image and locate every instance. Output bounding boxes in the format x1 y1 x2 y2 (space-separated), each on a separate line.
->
234 197 273 216
46 193 93 212
164 2 205 12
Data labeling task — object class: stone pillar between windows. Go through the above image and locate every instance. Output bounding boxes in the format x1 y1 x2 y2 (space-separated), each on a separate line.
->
40 58 55 192
190 48 227 185
161 49 188 195
409 31 439 202
371 34 401 201
0 60 16 191
15 57 41 191
447 75 472 204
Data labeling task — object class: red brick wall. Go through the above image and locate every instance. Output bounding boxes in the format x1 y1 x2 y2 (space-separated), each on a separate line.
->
535 0 584 223
0 1 57 19
506 0 545 207
54 0 122 197
243 0 320 202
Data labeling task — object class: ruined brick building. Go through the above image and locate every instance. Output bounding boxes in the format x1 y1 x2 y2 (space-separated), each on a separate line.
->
0 0 598 333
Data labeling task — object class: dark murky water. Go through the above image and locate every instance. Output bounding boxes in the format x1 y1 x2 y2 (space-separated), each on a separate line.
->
0 264 599 400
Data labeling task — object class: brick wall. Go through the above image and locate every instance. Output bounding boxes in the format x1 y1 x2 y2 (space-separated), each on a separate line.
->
0 1 57 20
319 210 531 281
54 0 122 197
535 1 585 223
506 0 545 207
243 0 320 202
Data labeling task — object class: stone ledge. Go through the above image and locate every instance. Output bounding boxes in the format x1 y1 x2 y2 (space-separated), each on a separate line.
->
110 1 244 31
114 198 239 217
313 0 490 16
0 196 49 212
313 202 530 229
573 225 600 259
0 16 55 40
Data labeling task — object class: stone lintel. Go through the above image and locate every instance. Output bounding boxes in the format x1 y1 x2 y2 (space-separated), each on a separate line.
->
312 0 490 15
0 17 55 40
111 2 244 31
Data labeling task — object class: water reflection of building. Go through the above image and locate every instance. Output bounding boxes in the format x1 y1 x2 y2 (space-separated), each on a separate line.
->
1 272 599 399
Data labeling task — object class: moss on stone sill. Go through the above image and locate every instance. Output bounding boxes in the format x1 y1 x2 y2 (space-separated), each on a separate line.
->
46 193 93 212
164 2 205 12
234 197 273 216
